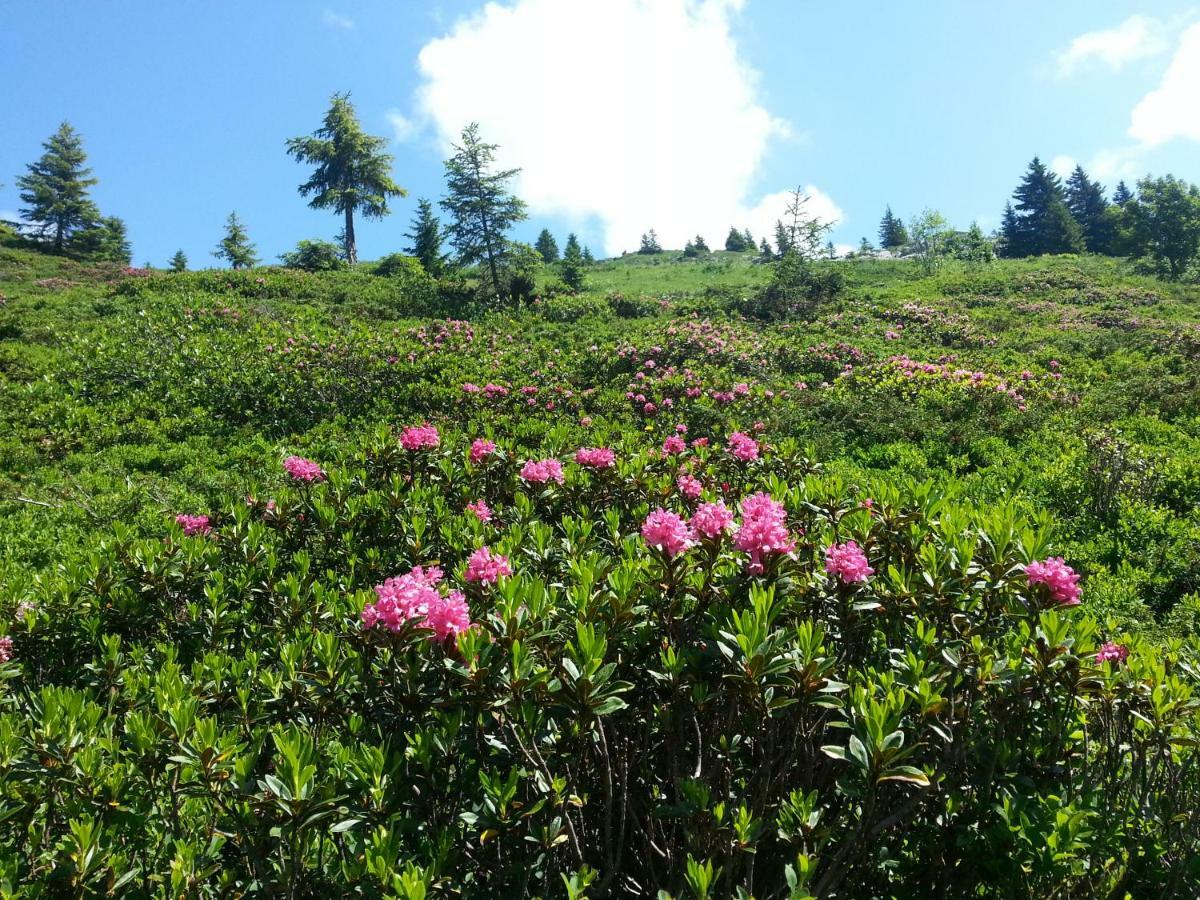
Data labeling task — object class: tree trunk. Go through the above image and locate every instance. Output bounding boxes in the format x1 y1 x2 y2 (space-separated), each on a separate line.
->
54 218 64 254
343 207 357 266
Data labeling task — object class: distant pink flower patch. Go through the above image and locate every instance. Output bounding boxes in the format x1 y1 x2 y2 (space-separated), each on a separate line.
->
1026 557 1082 606
175 514 212 537
641 508 696 559
735 493 795 574
825 541 874 584
520 458 564 484
575 447 616 469
283 455 325 482
362 566 471 643
461 382 481 393
1096 642 1129 665
0 636 12 662
727 432 760 462
662 435 687 455
470 439 497 465
465 546 513 584
466 499 492 523
400 423 440 451
691 501 734 540
677 474 703 499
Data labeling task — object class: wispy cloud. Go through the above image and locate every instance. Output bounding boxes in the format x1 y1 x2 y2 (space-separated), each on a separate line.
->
412 0 830 255
386 109 418 143
322 9 355 31
1049 155 1077 178
1055 14 1168 77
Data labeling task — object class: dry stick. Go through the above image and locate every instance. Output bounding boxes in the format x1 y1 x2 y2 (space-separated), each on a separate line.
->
507 720 585 867
12 495 59 508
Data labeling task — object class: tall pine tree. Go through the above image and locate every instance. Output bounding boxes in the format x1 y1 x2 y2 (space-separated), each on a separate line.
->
724 226 749 252
17 122 99 252
403 198 446 275
169 250 188 272
638 230 662 254
1113 181 1134 206
560 233 585 290
440 123 527 301
1002 157 1083 257
534 228 559 263
878 206 908 249
1065 165 1113 254
213 212 259 269
286 93 406 265
68 216 131 263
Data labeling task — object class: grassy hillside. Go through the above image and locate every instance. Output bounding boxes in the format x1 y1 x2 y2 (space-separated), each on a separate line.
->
1 242 1199 894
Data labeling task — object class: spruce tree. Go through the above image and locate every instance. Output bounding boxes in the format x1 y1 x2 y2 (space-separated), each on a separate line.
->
560 233 585 290
213 212 259 269
774 220 792 257
1005 157 1084 256
878 206 908 249
742 228 754 248
440 123 527 301
758 237 773 259
724 226 748 252
534 228 559 263
639 230 662 254
286 92 406 265
1113 181 1134 207
17 122 100 252
581 246 594 264
68 216 131 263
999 202 1024 257
1065 165 1113 254
403 198 447 275
169 250 188 272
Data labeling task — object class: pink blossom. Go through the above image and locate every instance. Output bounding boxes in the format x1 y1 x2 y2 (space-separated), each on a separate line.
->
0 636 12 662
727 432 760 462
691 502 734 540
735 493 795 573
400 423 440 451
677 474 703 499
470 439 497 465
1026 557 1082 606
465 546 513 584
362 566 451 637
283 455 325 482
1096 642 1129 665
175 514 212 537
662 435 687 455
641 508 696 559
461 382 481 393
466 499 492 523
675 423 688 434
580 416 593 427
424 590 472 642
825 541 874 584
575 447 616 468
520 458 565 484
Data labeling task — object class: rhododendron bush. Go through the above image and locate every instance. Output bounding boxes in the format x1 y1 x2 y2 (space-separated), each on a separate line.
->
1 425 1197 897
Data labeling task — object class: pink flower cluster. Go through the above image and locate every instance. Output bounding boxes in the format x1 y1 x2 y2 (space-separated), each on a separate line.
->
735 493 795 574
727 432 760 462
400 423 440 451
825 541 874 584
677 474 703 499
641 508 696 559
691 501 735 540
1096 642 1129 665
575 447 616 468
283 455 325 482
464 546 513 584
1025 557 1082 606
466 499 492 523
521 458 564 484
0 636 12 663
662 435 687 455
361 566 471 643
175 514 212 537
470 438 497 465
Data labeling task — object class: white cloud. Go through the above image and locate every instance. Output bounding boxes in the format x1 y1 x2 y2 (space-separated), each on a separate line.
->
1128 21 1200 145
1088 146 1142 181
386 109 418 143
322 9 355 30
1049 155 1077 178
1055 14 1168 77
413 0 829 255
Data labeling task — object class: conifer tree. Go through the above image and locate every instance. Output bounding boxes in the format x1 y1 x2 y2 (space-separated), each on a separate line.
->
1003 157 1083 256
742 228 754 248
68 215 130 263
560 232 585 290
878 206 908 249
581 246 594 264
17 122 99 252
534 228 559 263
286 92 405 265
758 237 773 259
169 250 188 272
773 220 792 257
440 123 527 300
724 226 749 252
1065 165 1113 254
638 230 662 254
1113 181 1134 207
404 198 447 275
213 212 259 269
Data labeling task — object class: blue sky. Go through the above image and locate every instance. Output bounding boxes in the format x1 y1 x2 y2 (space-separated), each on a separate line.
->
2 0 1198 264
